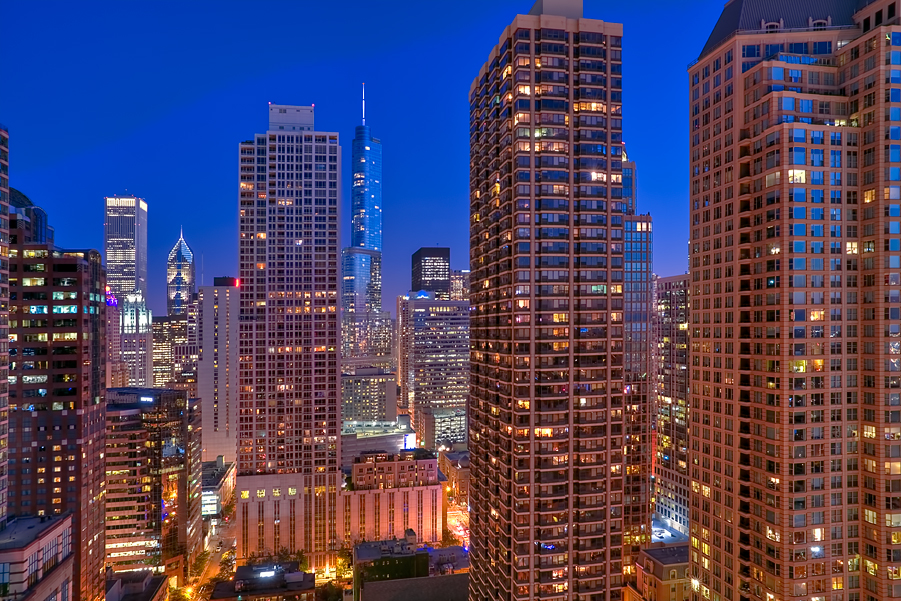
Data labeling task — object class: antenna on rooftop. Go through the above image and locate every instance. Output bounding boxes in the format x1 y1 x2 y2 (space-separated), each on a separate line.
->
362 83 366 126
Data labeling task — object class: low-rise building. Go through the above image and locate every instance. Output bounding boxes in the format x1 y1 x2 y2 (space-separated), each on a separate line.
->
0 514 74 601
352 532 468 601
210 563 314 601
437 451 469 505
202 457 236 520
625 545 690 601
105 570 168 601
340 419 414 470
341 452 443 546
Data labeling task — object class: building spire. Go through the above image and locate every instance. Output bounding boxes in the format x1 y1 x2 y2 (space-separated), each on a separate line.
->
180 224 184 240
362 82 366 126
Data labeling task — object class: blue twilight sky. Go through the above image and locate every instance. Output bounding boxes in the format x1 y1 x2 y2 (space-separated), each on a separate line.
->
1 0 724 316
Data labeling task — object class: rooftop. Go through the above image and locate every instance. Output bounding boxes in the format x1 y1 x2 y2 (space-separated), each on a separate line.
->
354 531 420 563
698 0 860 60
0 515 68 551
202 459 235 489
211 564 314 600
360 572 468 601
644 544 690 566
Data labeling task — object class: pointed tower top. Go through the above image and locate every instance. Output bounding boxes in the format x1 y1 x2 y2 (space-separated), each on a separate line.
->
362 83 366 126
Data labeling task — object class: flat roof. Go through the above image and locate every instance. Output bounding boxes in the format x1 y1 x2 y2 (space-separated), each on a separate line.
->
0 515 68 551
644 545 690 565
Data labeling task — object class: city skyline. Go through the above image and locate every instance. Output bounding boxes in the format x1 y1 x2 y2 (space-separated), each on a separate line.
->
0 0 722 317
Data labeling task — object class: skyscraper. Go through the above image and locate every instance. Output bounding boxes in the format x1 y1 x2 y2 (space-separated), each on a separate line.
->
654 274 689 536
104 195 148 297
7 198 107 601
198 277 240 463
105 388 202 586
469 1 654 599
689 2 901 601
341 91 394 422
411 247 450 299
152 315 188 388
120 291 153 387
167 229 195 316
396 292 469 449
236 105 341 568
450 269 471 301
0 125 12 532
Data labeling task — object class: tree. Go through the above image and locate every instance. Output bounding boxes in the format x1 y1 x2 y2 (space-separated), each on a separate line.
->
221 499 235 520
334 548 352 582
191 551 211 578
316 581 343 601
170 587 189 601
441 527 461 547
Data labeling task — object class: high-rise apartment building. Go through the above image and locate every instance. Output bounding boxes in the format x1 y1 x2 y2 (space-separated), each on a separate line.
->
198 277 240 463
411 247 450 300
236 105 341 568
104 195 148 297
120 292 153 387
469 1 655 599
396 292 469 449
450 269 471 301
689 3 901 601
7 206 107 601
105 388 202 586
0 126 13 532
654 274 690 536
167 229 195 316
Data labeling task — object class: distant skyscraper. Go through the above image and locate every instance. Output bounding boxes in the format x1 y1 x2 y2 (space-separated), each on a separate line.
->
469 1 654 598
167 228 195 316
120 291 153 386
237 105 341 567
654 274 689 536
341 91 394 422
450 269 470 301
8 197 106 601
351 90 382 252
105 290 129 388
411 247 450 299
152 315 188 388
396 292 469 448
198 277 240 463
104 195 148 297
105 388 202 586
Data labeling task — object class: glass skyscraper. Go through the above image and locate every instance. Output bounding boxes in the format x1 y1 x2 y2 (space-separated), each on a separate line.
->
342 102 394 421
166 228 195 316
350 123 382 251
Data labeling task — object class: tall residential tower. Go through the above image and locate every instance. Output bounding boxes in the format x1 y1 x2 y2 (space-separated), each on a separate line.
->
689 3 901 601
236 105 341 568
469 1 654 599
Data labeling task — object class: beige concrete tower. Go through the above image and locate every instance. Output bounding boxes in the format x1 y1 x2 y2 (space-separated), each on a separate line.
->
689 2 901 601
469 1 654 600
236 105 341 569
